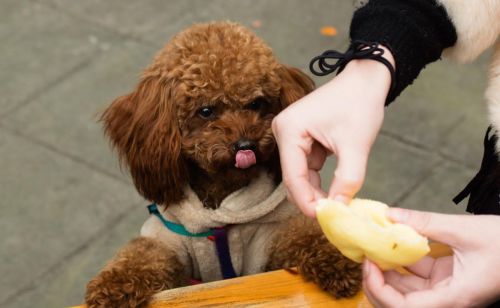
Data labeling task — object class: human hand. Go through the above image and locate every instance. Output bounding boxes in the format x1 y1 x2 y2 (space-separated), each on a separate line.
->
272 49 393 217
363 208 500 307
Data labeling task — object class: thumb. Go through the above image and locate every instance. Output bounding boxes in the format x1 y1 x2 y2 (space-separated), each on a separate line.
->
387 208 469 248
328 149 367 204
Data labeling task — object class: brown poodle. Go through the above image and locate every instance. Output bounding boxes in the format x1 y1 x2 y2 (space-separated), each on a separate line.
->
85 21 361 307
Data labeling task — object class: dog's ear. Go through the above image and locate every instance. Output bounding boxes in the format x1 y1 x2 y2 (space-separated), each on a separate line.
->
278 66 315 109
101 76 187 206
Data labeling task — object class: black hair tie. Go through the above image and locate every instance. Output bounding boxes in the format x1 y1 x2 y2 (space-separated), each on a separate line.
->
309 40 396 95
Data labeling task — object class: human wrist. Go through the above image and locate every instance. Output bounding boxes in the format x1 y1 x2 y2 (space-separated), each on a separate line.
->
340 51 393 102
344 44 394 80
310 42 395 106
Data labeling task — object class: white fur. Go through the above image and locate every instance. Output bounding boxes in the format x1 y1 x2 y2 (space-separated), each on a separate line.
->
486 41 500 152
438 0 500 63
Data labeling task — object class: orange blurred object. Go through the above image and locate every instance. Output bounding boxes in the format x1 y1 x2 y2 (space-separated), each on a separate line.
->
320 26 338 36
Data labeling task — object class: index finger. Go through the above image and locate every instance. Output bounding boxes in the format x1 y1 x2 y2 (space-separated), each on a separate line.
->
278 138 321 217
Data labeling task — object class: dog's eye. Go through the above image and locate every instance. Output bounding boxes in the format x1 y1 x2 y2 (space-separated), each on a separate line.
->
198 107 215 119
246 97 267 111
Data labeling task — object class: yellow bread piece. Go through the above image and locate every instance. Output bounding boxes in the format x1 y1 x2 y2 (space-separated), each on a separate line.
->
316 198 430 270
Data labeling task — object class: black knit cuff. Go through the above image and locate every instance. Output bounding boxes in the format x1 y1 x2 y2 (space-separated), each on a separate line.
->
350 0 457 104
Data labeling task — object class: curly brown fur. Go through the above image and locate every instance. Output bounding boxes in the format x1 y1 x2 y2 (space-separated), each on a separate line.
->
100 22 314 209
266 216 362 298
85 237 185 308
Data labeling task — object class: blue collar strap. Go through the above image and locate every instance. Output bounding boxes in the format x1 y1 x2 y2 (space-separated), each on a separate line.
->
147 203 213 237
147 203 237 279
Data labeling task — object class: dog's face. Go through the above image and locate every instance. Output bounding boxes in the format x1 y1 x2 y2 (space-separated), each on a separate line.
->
173 25 281 174
102 22 314 206
181 94 279 174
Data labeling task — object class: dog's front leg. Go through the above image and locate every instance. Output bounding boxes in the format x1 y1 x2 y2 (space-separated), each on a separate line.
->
85 236 185 308
265 216 362 298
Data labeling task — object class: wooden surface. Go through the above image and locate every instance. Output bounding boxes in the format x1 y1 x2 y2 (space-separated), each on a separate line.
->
72 243 452 308
151 269 371 308
150 243 452 308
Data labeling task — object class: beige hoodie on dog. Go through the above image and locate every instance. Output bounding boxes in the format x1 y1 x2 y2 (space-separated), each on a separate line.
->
140 172 299 282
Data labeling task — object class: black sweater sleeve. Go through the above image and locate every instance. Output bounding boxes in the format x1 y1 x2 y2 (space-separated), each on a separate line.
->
350 0 457 103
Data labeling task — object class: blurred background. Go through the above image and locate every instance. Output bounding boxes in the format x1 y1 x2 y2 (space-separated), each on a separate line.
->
0 1 490 307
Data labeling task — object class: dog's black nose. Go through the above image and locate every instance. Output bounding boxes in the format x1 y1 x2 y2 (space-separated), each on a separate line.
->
234 139 256 151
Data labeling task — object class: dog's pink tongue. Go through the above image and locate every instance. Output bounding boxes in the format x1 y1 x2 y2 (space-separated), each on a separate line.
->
235 150 256 169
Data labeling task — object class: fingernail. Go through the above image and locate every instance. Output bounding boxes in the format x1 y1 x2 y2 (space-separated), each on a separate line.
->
387 208 409 223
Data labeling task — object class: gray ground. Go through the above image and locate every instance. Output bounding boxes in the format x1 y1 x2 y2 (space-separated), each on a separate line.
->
0 1 491 307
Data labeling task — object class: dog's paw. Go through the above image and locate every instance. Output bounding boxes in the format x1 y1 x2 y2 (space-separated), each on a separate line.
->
298 239 362 298
85 237 185 308
85 269 153 308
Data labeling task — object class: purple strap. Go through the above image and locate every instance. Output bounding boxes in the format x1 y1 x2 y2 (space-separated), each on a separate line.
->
213 228 237 279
